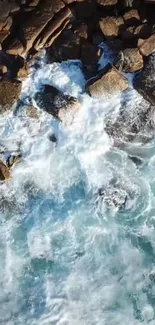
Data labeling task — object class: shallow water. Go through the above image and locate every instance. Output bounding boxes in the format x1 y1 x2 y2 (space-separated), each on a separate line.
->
1 53 155 325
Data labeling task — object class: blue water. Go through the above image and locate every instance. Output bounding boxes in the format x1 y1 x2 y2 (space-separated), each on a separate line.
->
0 57 155 325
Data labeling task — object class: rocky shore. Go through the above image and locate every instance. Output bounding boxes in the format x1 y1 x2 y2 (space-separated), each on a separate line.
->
1 0 155 181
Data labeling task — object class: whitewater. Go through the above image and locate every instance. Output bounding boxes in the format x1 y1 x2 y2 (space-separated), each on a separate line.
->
0 45 155 325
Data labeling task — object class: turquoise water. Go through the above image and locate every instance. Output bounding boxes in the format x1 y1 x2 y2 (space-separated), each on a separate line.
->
0 58 155 325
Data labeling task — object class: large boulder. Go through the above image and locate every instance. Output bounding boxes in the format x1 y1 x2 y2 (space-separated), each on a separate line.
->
99 16 125 39
115 48 143 72
87 64 129 98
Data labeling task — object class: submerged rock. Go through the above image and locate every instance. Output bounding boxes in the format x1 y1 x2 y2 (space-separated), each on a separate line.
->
34 84 80 121
87 64 129 98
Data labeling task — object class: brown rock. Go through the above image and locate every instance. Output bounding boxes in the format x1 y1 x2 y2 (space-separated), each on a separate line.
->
97 0 117 5
123 9 140 26
0 80 21 109
99 16 125 39
88 64 129 98
0 160 10 181
34 7 72 50
115 48 143 72
138 34 155 56
8 0 65 55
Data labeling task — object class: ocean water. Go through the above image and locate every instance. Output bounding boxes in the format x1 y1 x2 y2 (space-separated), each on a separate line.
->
0 48 155 325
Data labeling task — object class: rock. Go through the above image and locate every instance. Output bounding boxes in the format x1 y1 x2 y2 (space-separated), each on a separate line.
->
121 24 151 40
99 16 125 39
48 133 57 143
97 0 118 6
75 24 88 40
80 40 101 66
8 0 65 55
115 48 143 72
134 52 155 105
138 34 155 56
34 7 72 50
0 160 10 180
123 9 140 26
6 154 22 168
0 80 22 110
0 51 24 79
87 64 129 98
52 30 81 61
33 84 80 120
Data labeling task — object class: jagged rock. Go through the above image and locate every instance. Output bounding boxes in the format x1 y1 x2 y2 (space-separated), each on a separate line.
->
34 7 72 51
7 0 65 55
75 24 88 40
123 9 140 26
0 80 22 110
97 0 118 6
0 160 10 180
25 105 40 119
99 16 125 39
138 34 155 56
134 52 155 105
115 48 143 72
33 84 80 121
87 64 129 98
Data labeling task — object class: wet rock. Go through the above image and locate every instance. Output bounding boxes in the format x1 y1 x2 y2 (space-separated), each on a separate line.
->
134 52 155 105
99 16 125 39
138 34 155 56
115 48 143 72
75 24 88 40
48 133 57 143
0 160 10 181
34 84 80 120
123 9 140 26
87 64 129 99
6 154 22 168
105 95 155 143
25 105 40 119
0 80 22 110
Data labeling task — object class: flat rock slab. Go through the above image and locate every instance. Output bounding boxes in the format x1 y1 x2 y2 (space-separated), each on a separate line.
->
88 64 129 98
0 80 22 110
